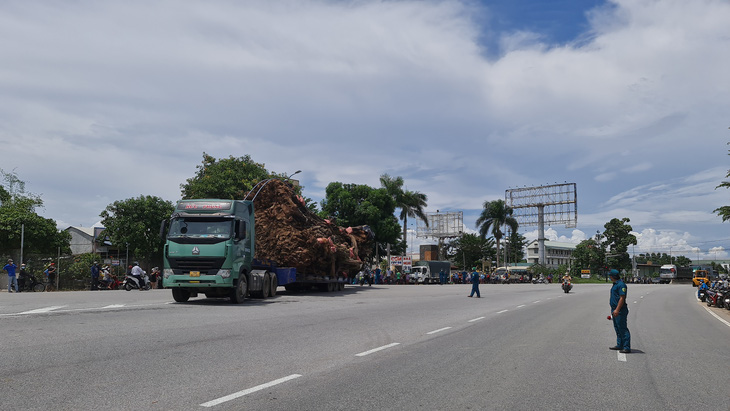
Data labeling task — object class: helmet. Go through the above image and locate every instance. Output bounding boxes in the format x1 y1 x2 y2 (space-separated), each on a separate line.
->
133 262 139 266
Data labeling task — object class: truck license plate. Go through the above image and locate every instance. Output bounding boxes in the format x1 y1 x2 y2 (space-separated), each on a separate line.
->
190 271 200 277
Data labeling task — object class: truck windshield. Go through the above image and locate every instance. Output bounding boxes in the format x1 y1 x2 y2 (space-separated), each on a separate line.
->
168 218 233 239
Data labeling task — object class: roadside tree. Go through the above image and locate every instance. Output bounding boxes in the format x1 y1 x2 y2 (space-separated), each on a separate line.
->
445 233 495 271
714 141 730 222
476 199 518 268
99 195 174 267
379 174 428 252
0 169 70 258
320 182 402 255
602 217 637 271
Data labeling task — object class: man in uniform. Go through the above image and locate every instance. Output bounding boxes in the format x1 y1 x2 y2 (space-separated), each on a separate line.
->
608 269 631 354
467 267 480 298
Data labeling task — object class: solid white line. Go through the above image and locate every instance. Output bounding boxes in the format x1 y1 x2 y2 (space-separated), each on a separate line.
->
516 304 526 308
497 309 508 314
355 343 400 357
17 306 67 315
704 307 730 328
468 316 485 322
200 374 302 407
427 327 452 335
617 352 627 362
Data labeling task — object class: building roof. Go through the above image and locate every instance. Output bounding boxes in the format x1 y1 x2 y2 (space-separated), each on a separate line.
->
527 239 577 250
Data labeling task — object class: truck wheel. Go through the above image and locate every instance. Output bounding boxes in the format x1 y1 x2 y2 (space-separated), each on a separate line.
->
262 273 271 299
172 288 190 302
270 274 278 297
230 276 248 304
327 282 336 292
337 281 344 291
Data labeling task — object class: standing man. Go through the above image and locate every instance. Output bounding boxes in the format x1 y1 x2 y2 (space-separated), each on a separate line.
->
608 269 631 354
17 263 28 292
439 269 445 285
4 259 18 293
90 261 100 290
45 263 57 291
467 267 480 298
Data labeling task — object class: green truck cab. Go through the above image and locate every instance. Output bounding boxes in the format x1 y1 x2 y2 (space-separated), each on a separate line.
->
161 199 269 303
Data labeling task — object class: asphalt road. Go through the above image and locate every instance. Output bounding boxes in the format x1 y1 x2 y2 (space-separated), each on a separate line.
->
1 283 729 410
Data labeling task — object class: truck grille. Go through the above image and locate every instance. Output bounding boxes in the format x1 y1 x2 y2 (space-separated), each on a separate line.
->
168 258 226 274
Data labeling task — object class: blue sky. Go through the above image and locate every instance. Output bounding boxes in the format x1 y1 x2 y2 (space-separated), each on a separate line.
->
1 0 728 261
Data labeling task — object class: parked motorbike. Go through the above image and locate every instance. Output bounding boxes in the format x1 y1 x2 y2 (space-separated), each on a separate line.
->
18 275 45 292
706 288 719 307
122 274 150 291
698 288 707 302
561 280 572 294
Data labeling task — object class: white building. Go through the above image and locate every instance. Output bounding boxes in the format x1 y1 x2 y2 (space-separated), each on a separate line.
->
526 240 576 268
65 226 109 255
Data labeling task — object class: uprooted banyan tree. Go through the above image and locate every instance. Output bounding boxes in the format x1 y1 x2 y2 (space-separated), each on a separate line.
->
244 179 374 278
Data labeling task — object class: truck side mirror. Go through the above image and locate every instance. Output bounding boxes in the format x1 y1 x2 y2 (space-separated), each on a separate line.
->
237 220 247 240
159 220 167 240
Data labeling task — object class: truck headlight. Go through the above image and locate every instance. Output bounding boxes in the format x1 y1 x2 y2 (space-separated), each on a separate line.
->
163 268 174 279
218 269 231 278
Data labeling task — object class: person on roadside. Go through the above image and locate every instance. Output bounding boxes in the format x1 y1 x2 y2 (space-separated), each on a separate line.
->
99 265 112 289
90 261 100 290
44 263 57 291
149 267 159 290
4 259 18 293
608 269 631 354
439 269 445 285
468 267 480 298
17 263 28 292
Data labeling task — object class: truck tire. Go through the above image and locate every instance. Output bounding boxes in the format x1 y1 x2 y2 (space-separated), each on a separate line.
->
270 274 278 297
230 275 248 304
172 288 190 302
327 282 336 292
337 281 344 291
262 273 271 299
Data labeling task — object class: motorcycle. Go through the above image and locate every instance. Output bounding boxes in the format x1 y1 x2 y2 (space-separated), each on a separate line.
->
358 271 372 286
122 273 150 291
706 287 719 307
561 280 572 294
18 275 45 292
698 288 707 302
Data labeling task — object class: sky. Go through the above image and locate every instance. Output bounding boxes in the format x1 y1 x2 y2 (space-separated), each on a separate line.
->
1 0 729 261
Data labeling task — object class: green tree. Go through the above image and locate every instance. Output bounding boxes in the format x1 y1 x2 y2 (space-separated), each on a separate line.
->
602 218 637 271
379 174 429 251
675 255 692 266
714 142 730 222
504 230 527 264
445 233 495 270
0 169 70 257
475 199 518 268
99 195 175 267
319 182 402 253
181 153 284 200
571 238 606 277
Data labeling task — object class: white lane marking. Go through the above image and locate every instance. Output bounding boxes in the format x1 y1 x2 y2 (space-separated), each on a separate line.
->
468 316 485 323
633 301 637 304
17 306 67 315
617 352 627 362
101 304 125 309
640 296 644 299
533 301 540 304
704 307 730 328
427 327 452 335
497 309 508 314
200 374 302 407
516 304 526 308
355 343 400 357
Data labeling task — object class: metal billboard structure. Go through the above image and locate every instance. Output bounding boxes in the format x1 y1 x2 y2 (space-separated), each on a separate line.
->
416 211 464 260
505 183 577 265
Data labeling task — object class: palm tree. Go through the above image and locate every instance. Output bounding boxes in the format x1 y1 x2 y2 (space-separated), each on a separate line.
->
475 199 518 268
380 174 428 251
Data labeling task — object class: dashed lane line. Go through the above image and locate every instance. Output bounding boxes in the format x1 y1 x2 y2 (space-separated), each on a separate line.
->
426 327 452 335
355 343 400 357
516 304 526 308
200 374 302 407
468 316 485 323
497 309 508 314
617 352 627 362
15 306 67 315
